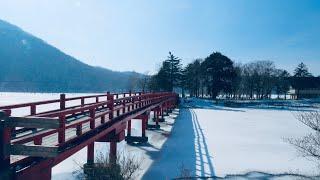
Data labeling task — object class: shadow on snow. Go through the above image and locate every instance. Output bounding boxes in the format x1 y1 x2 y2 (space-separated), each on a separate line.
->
183 98 317 112
142 108 215 179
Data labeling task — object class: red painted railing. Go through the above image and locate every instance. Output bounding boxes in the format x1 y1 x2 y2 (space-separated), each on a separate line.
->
0 91 178 180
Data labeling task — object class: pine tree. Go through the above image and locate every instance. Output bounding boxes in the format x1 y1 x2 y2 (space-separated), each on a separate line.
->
294 62 313 77
202 52 237 99
148 52 182 92
164 52 182 92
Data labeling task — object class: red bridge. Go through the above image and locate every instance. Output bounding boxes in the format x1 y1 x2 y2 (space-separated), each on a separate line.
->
0 92 178 179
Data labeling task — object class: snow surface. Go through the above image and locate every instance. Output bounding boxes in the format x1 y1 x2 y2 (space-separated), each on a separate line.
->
1 93 319 179
143 98 319 179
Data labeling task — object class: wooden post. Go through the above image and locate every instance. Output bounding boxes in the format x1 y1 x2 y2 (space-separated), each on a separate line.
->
81 97 85 113
142 116 147 137
76 124 82 136
116 109 120 117
138 92 142 108
30 104 36 115
127 120 131 137
0 110 11 171
95 97 99 110
107 92 114 120
34 137 42 145
122 100 126 114
87 143 94 165
109 141 117 164
132 95 135 110
101 115 105 124
58 115 66 144
89 109 95 129
156 109 159 126
30 104 37 134
81 97 85 107
60 94 66 110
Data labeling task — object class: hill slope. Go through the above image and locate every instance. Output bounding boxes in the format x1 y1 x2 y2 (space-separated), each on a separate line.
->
0 19 139 92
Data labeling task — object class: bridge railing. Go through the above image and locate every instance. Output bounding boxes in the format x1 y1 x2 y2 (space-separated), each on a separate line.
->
0 92 147 117
0 92 177 159
0 92 149 136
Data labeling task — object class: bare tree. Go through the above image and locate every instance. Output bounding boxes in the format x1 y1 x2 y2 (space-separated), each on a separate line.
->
75 152 143 180
126 73 140 92
287 111 320 166
137 71 150 92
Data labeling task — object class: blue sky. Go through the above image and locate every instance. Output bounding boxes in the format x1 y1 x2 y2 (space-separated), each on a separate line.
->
0 0 319 75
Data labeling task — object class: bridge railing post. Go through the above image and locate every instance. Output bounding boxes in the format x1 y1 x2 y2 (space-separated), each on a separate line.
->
60 94 66 110
81 97 85 113
30 104 36 115
107 92 114 120
0 110 11 172
138 92 142 108
89 108 95 129
76 124 82 136
122 99 126 114
132 93 135 110
127 120 131 137
58 114 66 144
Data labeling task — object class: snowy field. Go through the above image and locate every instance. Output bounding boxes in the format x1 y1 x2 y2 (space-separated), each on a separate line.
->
143 98 319 179
1 93 319 179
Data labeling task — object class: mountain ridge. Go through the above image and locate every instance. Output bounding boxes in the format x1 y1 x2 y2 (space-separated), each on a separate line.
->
0 19 141 93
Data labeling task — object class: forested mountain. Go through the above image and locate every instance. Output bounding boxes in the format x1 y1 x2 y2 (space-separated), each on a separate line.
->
0 19 140 92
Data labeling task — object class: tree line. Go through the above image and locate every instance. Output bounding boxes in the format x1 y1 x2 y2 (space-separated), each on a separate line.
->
132 51 316 99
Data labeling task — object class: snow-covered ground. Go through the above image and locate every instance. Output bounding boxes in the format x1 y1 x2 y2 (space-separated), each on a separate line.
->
143 98 319 179
1 93 319 179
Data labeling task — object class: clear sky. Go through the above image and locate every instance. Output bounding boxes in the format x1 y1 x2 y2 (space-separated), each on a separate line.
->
0 0 319 75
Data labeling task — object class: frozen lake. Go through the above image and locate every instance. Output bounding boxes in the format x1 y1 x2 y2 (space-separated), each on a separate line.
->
143 98 319 179
1 93 319 179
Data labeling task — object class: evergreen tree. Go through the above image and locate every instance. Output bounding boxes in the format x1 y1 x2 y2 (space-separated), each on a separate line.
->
294 62 313 77
183 59 202 97
274 69 291 99
148 52 182 92
202 52 237 99
292 62 313 99
165 52 182 91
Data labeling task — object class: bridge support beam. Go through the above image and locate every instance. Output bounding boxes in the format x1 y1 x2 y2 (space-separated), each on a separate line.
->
148 108 160 129
127 120 131 137
87 143 94 164
109 141 117 164
158 106 165 122
125 113 149 144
